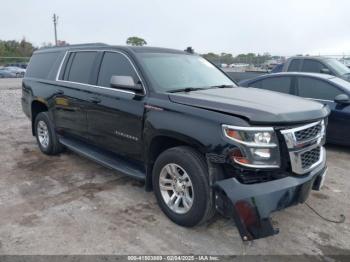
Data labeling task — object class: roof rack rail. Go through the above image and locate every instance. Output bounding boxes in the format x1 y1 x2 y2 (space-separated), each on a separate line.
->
39 43 109 50
65 43 108 47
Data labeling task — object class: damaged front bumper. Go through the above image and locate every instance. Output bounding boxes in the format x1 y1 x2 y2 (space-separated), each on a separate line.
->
214 159 327 241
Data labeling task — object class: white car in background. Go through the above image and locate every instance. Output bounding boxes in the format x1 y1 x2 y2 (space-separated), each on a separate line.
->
4 66 26 77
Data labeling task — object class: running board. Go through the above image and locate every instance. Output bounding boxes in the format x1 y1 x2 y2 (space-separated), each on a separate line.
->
59 137 146 181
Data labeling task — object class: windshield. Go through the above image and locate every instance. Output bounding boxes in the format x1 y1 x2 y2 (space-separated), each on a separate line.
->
138 53 236 92
325 58 350 76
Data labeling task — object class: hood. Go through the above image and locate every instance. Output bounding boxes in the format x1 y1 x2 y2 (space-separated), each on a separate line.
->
168 87 330 124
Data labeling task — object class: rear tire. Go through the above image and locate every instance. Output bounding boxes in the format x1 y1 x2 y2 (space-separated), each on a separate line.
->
152 146 215 227
34 112 64 155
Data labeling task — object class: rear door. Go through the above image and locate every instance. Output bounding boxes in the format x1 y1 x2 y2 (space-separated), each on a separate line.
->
295 76 348 142
86 51 146 161
53 51 100 140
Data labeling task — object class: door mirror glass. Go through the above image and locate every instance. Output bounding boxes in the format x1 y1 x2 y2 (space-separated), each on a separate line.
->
334 94 350 104
320 68 332 75
110 75 142 91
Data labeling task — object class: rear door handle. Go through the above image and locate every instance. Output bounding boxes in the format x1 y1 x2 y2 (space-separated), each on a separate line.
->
89 97 101 104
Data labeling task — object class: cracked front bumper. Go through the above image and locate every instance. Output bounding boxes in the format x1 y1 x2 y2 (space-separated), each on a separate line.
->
214 157 327 241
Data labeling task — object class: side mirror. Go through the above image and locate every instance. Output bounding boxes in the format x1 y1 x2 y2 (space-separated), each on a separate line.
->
110 75 143 91
334 94 350 104
320 68 332 75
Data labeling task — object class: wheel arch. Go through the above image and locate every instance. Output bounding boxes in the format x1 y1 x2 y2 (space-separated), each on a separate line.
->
31 100 49 135
145 133 206 191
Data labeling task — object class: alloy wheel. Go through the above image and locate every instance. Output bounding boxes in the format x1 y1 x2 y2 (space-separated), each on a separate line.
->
37 120 50 148
159 163 194 214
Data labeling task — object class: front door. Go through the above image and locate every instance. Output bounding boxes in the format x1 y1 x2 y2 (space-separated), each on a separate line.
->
86 51 145 161
296 76 348 143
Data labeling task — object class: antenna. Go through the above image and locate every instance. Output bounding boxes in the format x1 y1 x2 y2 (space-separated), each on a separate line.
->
53 14 59 46
185 47 194 54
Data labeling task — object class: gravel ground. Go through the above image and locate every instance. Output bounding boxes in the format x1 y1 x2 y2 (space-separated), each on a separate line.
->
0 79 349 258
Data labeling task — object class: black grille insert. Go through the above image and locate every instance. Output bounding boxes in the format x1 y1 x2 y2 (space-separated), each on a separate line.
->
301 147 321 169
295 124 321 142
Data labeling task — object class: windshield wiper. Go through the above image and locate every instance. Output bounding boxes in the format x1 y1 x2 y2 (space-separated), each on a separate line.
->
167 85 234 93
167 87 209 93
209 84 234 88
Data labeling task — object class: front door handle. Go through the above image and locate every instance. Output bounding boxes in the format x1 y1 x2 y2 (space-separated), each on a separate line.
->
89 97 101 104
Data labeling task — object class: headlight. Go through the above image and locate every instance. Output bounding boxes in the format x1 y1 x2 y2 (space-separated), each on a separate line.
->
222 125 280 168
254 132 271 144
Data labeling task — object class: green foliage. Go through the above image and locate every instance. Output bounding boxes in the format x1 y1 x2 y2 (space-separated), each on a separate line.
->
126 36 147 46
0 38 35 64
0 38 35 57
202 52 273 66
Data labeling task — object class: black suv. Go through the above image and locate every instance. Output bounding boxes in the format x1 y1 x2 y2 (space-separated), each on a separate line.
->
22 43 329 241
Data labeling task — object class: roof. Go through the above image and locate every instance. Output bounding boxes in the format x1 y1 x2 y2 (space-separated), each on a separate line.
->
287 56 333 61
267 72 334 79
34 43 187 55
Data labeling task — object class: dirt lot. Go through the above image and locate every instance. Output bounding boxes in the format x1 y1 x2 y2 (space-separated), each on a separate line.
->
0 78 349 257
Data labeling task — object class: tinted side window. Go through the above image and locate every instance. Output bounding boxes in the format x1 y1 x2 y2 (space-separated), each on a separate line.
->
98 52 138 87
259 77 292 94
301 60 326 73
287 59 301 71
250 80 261 89
297 77 342 100
26 52 60 79
67 52 97 84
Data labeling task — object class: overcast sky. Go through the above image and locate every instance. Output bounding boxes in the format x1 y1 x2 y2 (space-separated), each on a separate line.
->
2 0 350 56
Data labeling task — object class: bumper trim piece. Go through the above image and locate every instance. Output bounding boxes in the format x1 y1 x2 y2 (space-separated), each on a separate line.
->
214 161 326 241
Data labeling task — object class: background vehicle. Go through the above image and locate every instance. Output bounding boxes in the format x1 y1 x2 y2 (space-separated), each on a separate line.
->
282 56 350 82
240 72 350 145
5 63 28 69
22 44 329 241
4 66 26 77
271 63 284 73
0 68 16 78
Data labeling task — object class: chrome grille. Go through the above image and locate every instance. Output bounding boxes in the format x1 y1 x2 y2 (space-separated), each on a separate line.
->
301 147 321 169
281 120 325 175
295 123 322 142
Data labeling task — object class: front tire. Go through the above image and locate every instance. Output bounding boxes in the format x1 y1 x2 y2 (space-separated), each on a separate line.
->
34 112 63 155
152 146 215 227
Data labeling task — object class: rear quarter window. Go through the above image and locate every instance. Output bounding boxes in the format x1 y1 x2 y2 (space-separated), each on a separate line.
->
26 52 60 79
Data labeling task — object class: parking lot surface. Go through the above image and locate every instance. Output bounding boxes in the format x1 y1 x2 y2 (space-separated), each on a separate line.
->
0 78 349 257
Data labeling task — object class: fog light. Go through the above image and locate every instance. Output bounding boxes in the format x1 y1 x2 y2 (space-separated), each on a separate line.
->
231 148 250 165
252 148 271 159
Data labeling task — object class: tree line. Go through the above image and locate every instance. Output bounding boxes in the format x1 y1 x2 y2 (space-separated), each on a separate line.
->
202 52 282 66
0 39 35 57
0 37 280 66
